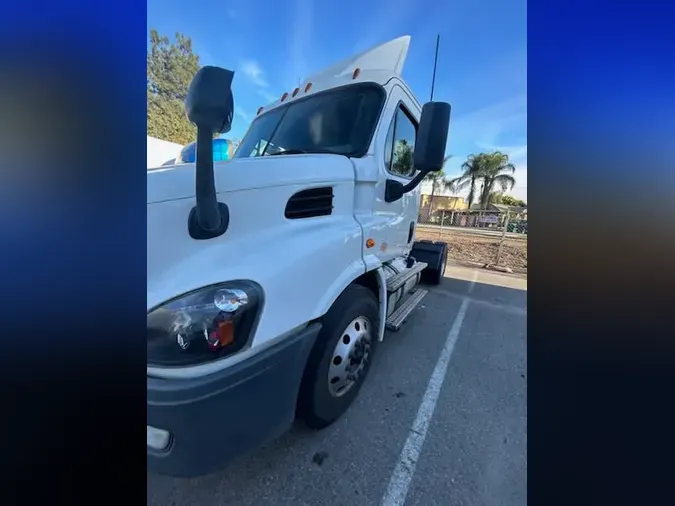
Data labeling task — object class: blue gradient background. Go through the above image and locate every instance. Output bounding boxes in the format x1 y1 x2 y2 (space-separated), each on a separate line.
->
530 0 675 207
528 1 675 504
0 0 673 502
0 7 146 333
0 0 147 501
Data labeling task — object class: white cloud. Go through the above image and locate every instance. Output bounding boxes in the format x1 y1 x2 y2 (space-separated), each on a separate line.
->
257 90 278 104
451 95 526 147
235 107 251 123
241 60 268 88
288 0 315 86
508 163 528 202
351 0 414 54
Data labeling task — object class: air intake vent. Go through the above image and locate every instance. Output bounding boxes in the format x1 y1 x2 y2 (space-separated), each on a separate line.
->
285 187 334 219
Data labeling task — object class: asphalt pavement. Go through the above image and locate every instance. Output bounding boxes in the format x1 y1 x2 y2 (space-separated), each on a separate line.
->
148 265 527 506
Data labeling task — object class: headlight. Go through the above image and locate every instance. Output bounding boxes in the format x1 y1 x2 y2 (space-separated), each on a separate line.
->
147 281 262 367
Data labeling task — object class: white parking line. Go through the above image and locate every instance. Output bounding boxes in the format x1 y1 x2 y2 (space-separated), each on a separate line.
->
430 288 527 317
468 270 479 294
381 297 470 506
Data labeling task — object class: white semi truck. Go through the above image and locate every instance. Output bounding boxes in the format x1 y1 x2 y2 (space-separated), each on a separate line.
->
147 36 451 477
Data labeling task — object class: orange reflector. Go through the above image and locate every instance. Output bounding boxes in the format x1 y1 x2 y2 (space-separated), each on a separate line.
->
281 92 288 101
352 68 361 79
215 320 235 347
256 107 263 115
305 82 312 93
292 87 300 97
366 238 375 248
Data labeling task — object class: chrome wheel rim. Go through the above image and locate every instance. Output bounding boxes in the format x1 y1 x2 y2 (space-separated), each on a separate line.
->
327 315 372 397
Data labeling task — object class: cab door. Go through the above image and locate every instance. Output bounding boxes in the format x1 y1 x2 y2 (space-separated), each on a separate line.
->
376 84 421 259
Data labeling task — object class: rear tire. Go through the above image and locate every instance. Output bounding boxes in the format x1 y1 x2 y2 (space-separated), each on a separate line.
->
297 284 380 429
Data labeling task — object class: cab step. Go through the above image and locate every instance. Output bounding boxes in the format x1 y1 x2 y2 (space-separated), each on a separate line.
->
386 262 428 293
385 288 428 331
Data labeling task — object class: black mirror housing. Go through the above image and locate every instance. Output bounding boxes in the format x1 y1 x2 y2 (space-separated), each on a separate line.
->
414 101 451 174
185 66 235 134
184 66 235 240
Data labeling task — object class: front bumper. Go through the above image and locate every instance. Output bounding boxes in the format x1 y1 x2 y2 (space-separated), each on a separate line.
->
147 322 321 477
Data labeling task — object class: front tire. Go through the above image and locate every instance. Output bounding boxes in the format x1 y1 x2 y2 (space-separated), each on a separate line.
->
297 284 380 429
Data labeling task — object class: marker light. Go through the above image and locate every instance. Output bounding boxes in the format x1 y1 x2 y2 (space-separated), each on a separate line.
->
206 320 235 350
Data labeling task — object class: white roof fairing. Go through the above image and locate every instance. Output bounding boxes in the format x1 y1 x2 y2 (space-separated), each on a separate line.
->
303 35 411 83
255 36 413 113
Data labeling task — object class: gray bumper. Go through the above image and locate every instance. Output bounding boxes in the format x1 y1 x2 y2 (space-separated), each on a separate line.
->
147 323 321 477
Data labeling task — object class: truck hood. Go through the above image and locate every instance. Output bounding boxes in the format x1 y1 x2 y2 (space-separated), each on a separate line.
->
147 153 355 204
147 153 359 312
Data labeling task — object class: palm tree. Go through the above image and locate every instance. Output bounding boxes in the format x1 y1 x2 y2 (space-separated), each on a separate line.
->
448 152 517 210
447 154 483 209
422 155 454 220
477 152 516 209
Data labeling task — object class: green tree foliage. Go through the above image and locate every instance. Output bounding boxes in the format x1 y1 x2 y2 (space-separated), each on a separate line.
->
392 139 414 175
147 29 201 145
477 152 516 209
499 194 526 207
490 192 504 204
490 192 526 207
449 152 518 209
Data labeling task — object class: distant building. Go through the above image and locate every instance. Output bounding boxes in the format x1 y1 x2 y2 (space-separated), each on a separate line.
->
470 203 527 218
147 136 183 168
419 194 467 221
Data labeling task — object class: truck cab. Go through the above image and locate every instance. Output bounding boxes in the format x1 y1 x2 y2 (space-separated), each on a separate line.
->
147 35 451 477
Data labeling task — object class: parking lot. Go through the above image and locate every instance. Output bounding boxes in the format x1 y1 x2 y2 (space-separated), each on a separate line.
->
148 265 527 506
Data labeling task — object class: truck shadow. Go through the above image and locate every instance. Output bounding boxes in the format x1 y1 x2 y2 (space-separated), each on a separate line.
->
434 270 527 311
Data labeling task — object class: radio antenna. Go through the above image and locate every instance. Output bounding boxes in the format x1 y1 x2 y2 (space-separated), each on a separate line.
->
430 34 440 101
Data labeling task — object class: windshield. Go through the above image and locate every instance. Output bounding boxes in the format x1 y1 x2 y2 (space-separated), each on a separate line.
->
234 84 384 159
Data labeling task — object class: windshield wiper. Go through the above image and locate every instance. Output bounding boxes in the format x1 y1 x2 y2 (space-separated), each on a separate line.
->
267 148 341 156
267 149 307 156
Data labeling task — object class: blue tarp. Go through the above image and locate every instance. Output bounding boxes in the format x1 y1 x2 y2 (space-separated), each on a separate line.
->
177 138 235 163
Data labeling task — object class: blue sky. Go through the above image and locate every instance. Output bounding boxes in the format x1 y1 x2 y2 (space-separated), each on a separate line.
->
148 0 527 200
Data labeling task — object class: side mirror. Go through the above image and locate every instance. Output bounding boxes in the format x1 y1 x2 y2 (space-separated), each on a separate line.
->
414 101 451 174
384 101 451 203
185 66 235 134
184 66 235 240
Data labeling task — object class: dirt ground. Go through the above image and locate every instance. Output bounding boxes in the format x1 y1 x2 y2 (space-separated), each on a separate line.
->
415 228 528 271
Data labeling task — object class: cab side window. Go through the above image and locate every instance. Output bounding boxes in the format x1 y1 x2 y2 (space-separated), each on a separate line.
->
384 105 418 178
